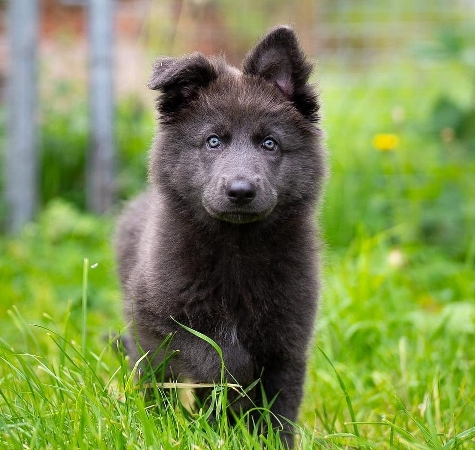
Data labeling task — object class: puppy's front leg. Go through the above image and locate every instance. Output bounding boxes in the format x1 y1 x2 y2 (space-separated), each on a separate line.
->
261 360 307 448
170 329 254 386
134 320 254 387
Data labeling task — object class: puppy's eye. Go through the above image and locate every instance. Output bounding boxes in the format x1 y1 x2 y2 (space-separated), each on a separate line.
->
206 135 222 149
261 137 277 152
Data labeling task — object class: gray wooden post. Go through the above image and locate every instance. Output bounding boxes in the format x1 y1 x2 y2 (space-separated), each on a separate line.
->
87 0 115 213
5 0 39 233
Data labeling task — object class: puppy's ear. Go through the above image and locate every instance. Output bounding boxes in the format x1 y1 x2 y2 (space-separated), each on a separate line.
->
242 26 319 122
149 52 218 122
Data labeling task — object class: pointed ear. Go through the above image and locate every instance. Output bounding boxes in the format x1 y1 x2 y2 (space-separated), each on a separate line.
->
242 26 319 122
148 52 218 122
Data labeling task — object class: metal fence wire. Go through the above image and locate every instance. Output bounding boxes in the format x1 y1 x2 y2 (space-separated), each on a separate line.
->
313 0 475 67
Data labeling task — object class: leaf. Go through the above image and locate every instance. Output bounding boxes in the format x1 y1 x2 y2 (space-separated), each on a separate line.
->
431 96 463 132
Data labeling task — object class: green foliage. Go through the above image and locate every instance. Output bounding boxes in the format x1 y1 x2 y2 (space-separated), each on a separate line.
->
0 200 119 344
418 28 475 153
39 83 89 209
115 96 154 200
320 63 475 259
37 87 153 209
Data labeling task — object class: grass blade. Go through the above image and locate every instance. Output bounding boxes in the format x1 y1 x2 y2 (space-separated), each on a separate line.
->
317 344 359 437
82 257 89 359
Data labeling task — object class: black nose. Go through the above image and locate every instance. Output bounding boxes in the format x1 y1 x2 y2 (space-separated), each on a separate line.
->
226 179 256 206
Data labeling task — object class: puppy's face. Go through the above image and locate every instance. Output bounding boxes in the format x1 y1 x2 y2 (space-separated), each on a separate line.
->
149 27 325 225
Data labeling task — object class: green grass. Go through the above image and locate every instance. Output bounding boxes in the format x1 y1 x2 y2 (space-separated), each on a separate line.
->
1 54 475 448
1 203 473 449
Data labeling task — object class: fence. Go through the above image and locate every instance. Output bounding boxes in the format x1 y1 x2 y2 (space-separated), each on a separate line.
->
4 0 115 233
314 0 475 67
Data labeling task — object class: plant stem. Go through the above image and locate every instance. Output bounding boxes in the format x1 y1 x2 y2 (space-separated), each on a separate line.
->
82 258 89 359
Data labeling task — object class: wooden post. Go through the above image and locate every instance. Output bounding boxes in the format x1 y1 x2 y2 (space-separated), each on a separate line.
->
5 0 39 232
87 0 115 213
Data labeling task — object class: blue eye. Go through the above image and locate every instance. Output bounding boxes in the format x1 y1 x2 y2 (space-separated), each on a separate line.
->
262 137 277 151
206 135 221 149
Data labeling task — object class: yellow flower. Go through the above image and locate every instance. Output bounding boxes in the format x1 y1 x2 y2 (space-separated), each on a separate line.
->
372 133 400 151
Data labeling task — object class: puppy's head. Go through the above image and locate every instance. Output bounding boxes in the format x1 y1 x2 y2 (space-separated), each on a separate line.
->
149 26 325 225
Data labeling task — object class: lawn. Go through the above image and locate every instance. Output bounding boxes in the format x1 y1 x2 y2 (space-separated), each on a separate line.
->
1 54 474 448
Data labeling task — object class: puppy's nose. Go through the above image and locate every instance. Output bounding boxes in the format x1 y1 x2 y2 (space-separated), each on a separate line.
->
226 179 256 206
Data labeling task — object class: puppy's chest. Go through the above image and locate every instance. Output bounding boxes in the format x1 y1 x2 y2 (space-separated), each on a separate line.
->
183 279 267 330
181 266 278 343
171 242 294 346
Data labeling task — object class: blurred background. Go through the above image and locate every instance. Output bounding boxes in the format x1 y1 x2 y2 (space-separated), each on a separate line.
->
0 0 474 310
1 0 475 247
2 0 475 246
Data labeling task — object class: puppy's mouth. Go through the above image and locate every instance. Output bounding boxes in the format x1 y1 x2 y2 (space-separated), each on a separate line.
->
215 211 265 224
203 204 271 224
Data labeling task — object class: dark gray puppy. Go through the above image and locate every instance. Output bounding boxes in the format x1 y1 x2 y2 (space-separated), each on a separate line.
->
115 25 326 446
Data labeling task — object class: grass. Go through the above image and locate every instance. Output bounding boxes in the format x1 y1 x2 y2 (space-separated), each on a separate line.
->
1 52 475 448
1 204 473 448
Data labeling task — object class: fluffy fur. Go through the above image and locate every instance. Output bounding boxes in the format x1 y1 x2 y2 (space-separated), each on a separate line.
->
115 26 326 447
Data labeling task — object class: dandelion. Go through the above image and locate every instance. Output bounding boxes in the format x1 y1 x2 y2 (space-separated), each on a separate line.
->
372 133 400 151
